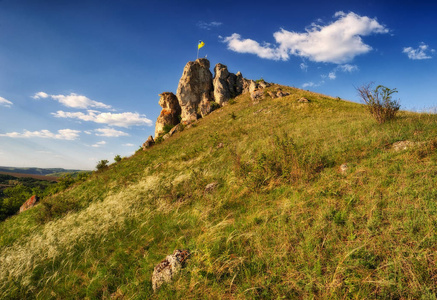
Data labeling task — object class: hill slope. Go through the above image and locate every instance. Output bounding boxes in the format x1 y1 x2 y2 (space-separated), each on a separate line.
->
1 86 437 299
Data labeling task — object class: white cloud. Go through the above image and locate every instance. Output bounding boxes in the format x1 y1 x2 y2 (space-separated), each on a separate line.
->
92 141 106 148
223 33 279 60
326 64 359 80
32 92 49 99
197 21 222 30
302 81 324 88
300 63 308 72
0 129 80 140
33 92 112 109
403 43 434 60
95 128 129 137
337 64 359 72
52 110 153 128
302 82 315 88
223 11 388 64
122 143 135 147
0 97 13 107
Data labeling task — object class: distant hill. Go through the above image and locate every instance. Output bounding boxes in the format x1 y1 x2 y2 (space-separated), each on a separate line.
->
0 166 85 177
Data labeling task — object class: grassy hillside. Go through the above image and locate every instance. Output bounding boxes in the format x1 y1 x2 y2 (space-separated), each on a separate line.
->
1 85 436 299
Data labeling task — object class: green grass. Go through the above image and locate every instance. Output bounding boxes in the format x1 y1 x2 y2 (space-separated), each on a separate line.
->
1 85 437 299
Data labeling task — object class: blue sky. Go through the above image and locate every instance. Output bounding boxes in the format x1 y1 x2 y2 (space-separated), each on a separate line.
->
0 0 436 169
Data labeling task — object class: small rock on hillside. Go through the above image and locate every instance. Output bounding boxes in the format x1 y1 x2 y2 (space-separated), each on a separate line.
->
152 249 190 291
19 195 38 213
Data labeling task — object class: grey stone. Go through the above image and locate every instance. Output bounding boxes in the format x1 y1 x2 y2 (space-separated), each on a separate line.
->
152 249 190 292
176 58 214 123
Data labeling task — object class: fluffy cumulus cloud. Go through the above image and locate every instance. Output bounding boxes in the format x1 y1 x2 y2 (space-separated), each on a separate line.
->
223 11 389 64
0 129 80 140
95 128 129 137
197 21 222 30
52 110 153 128
223 33 279 59
33 92 112 109
403 43 434 60
0 96 13 107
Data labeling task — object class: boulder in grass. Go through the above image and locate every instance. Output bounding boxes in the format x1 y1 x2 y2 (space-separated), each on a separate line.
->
152 249 190 291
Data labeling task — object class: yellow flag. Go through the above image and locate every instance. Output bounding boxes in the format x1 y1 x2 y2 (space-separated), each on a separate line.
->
198 41 205 49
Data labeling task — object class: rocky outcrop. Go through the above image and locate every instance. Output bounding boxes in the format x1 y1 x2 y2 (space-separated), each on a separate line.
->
213 64 250 106
213 63 231 106
152 59 262 143
19 195 38 213
152 249 190 291
155 92 181 137
142 136 155 150
249 80 273 102
176 58 214 123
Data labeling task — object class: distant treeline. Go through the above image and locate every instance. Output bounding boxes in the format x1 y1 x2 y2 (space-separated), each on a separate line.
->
0 172 91 221
0 166 86 176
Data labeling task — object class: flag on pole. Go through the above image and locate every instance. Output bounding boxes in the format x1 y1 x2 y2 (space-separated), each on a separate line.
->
198 41 205 49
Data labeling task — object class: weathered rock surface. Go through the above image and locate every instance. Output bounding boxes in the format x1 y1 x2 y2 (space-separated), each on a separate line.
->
142 136 155 150
152 249 190 291
19 195 38 213
205 182 219 193
298 97 310 103
213 63 231 106
155 92 181 137
248 80 274 102
176 58 214 123
392 140 414 151
212 64 252 106
153 59 263 142
276 89 290 98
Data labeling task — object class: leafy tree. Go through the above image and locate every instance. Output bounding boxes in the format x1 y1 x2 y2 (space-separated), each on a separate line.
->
0 184 32 221
357 83 401 124
114 155 122 163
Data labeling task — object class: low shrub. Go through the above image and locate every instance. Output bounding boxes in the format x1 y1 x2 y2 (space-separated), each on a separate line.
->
357 83 400 124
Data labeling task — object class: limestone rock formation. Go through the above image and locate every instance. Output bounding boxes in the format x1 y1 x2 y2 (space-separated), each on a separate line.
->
154 59 260 141
19 195 38 213
155 92 181 137
213 63 231 106
212 64 254 106
152 249 190 291
142 136 155 150
176 58 214 123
